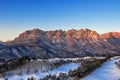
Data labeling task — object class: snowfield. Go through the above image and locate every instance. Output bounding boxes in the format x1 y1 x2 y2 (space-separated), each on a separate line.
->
0 58 84 80
81 57 120 80
4 62 79 80
1 57 120 80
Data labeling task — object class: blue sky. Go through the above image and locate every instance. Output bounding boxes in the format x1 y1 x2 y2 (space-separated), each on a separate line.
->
0 0 120 41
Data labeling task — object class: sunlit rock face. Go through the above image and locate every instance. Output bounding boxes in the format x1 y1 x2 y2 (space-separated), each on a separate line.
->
0 28 120 60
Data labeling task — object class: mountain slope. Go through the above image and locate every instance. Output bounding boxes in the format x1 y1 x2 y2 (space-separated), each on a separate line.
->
0 28 120 60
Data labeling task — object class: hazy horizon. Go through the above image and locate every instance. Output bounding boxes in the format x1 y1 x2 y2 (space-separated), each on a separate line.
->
0 0 120 41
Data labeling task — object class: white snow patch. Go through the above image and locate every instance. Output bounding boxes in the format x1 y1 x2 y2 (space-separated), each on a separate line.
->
4 63 79 80
81 58 120 80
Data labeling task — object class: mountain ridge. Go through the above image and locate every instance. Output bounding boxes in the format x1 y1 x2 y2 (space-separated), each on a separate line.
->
0 28 120 60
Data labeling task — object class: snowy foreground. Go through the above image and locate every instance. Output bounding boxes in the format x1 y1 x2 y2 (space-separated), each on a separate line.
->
5 63 78 80
0 58 80 80
1 57 120 80
82 57 120 80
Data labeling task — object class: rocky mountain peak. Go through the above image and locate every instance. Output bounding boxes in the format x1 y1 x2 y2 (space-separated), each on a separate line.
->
66 29 77 36
78 28 98 36
14 29 45 41
65 28 99 38
100 32 120 39
0 28 120 59
46 29 65 38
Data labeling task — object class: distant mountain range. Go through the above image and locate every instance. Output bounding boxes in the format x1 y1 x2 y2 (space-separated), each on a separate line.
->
0 28 120 60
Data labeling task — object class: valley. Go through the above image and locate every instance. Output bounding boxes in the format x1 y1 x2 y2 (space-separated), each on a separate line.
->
0 28 120 80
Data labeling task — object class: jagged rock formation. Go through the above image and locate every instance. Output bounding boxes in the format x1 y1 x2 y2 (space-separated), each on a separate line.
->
0 28 120 60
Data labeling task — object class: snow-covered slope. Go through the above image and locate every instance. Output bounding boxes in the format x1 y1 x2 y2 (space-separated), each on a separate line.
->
81 57 120 80
2 61 79 80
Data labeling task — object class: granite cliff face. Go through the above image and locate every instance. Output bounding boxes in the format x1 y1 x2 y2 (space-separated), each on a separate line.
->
0 28 120 60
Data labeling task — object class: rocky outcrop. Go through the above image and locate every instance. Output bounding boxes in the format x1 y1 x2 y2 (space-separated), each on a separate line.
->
0 28 120 60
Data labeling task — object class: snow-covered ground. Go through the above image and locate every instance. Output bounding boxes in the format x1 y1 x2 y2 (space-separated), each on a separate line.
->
81 57 120 80
1 56 116 80
3 63 79 80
